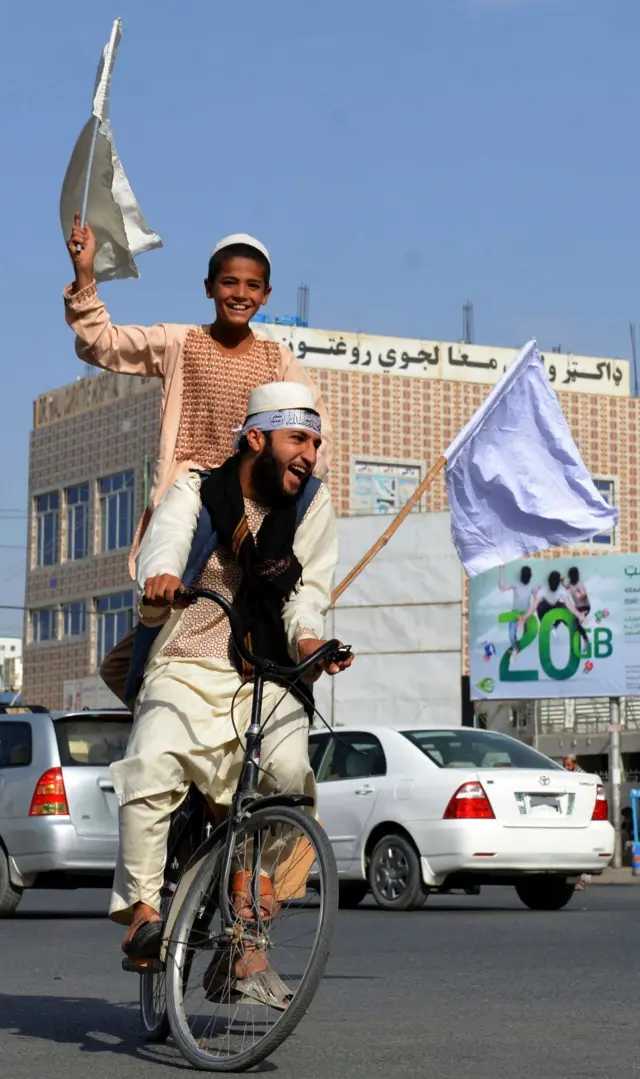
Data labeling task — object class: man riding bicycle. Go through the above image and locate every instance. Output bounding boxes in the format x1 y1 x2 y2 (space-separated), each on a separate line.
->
111 381 352 1004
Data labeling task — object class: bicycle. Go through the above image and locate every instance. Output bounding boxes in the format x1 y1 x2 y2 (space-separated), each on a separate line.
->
130 585 342 1072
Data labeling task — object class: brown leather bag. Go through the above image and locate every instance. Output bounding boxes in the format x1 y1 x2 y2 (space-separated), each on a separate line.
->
99 629 136 710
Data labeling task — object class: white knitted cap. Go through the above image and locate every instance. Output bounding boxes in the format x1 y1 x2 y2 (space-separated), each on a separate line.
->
210 233 270 266
245 382 316 417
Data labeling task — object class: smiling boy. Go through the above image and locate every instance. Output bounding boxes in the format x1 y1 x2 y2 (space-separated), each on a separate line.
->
64 218 332 702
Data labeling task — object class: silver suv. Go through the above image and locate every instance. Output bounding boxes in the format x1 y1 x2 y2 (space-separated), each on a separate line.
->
0 706 132 915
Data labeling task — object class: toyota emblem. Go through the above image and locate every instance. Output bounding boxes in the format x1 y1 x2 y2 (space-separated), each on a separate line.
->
539 775 551 787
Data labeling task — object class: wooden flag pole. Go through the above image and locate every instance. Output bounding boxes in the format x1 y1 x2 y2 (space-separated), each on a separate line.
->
331 455 447 606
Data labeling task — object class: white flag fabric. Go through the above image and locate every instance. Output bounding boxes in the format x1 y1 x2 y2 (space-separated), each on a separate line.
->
443 340 618 576
60 19 162 282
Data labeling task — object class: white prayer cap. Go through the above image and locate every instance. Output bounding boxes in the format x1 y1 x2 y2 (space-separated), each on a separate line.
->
246 381 316 416
210 233 270 266
233 381 321 449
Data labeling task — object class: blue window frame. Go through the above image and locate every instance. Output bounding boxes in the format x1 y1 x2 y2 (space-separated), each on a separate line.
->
99 471 134 552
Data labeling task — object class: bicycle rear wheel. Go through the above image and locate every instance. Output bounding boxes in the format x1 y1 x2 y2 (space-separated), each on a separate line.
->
140 962 170 1042
165 804 337 1073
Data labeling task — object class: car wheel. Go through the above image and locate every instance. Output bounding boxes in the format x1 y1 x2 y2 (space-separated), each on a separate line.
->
338 881 369 909
368 834 426 911
0 847 23 917
515 876 576 911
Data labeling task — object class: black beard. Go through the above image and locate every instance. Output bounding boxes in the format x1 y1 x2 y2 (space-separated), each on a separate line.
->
251 442 308 509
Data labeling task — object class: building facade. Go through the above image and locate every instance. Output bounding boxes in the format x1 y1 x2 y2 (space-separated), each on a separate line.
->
0 636 22 696
23 328 639 740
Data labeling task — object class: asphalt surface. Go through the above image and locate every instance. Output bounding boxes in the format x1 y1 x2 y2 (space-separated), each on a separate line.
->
0 886 637 1079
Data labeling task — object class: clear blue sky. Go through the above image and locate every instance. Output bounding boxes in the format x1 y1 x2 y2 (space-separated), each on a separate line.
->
1 0 639 634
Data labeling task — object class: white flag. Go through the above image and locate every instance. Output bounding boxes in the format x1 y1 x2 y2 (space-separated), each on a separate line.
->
444 340 618 576
60 18 162 282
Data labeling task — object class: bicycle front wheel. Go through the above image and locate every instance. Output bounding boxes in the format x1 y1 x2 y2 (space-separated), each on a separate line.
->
140 894 171 1042
165 804 338 1073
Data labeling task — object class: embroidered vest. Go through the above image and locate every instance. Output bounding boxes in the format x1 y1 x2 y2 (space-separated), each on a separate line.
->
175 329 280 467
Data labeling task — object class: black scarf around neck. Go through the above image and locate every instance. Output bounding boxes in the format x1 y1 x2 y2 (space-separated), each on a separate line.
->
199 456 313 713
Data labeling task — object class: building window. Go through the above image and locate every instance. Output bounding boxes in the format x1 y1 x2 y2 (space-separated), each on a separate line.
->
35 491 59 566
100 471 134 552
589 477 617 546
353 459 423 515
31 608 58 643
66 483 90 561
62 601 87 638
96 591 134 666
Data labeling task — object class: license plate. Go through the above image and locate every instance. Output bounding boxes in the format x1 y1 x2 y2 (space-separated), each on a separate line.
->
528 795 561 814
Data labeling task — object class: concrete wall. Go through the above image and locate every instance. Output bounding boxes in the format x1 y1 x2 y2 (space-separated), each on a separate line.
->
63 675 122 711
314 510 463 728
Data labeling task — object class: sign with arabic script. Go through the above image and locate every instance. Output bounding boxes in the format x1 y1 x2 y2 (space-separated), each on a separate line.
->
254 325 630 397
469 554 640 700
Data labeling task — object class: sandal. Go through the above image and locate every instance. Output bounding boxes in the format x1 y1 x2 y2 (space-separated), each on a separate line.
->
122 916 164 960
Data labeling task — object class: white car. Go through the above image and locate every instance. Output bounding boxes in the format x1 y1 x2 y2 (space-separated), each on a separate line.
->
309 725 614 911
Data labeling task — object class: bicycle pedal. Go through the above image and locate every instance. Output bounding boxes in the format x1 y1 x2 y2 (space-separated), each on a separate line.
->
122 957 165 975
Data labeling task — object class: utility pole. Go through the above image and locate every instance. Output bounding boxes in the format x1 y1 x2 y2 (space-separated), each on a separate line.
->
297 284 310 327
609 698 622 869
630 323 638 397
462 301 474 345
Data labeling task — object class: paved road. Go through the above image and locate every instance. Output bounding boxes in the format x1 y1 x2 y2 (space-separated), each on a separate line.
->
0 886 637 1079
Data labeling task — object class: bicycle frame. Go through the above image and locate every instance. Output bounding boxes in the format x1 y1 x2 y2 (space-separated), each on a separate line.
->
216 668 267 930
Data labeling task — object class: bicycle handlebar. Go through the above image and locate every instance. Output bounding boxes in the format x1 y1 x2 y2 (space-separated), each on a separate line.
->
174 587 343 681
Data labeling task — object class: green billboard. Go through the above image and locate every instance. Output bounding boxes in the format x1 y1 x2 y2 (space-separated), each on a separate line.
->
469 554 640 700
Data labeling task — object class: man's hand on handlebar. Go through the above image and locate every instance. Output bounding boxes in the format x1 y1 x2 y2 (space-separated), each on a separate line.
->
144 574 191 608
297 638 354 683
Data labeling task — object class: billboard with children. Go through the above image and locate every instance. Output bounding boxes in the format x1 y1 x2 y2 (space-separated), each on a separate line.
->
469 554 640 700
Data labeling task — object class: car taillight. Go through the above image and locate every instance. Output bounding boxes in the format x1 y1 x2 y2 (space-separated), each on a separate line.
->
29 768 69 817
443 781 495 820
591 784 608 821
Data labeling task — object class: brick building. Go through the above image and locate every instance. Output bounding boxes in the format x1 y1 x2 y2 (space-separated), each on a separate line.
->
23 326 638 722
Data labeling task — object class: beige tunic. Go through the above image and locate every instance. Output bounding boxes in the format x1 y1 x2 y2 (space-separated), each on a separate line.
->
109 475 336 922
108 476 336 923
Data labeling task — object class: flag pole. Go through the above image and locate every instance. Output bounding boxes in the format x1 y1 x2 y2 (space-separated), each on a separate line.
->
77 18 122 242
331 455 447 605
79 116 100 228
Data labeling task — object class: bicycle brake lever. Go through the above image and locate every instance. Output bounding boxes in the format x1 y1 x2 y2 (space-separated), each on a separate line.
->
330 644 352 663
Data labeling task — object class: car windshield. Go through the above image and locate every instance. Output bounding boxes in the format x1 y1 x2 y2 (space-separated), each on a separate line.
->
54 715 132 766
401 729 562 771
